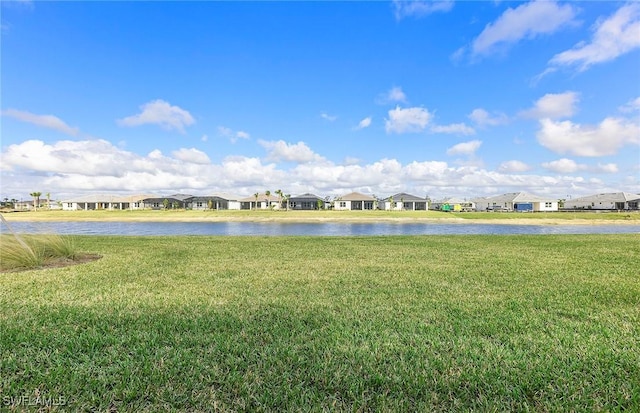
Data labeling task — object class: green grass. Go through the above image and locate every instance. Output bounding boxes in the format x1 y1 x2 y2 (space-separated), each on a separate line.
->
0 234 78 271
1 235 639 411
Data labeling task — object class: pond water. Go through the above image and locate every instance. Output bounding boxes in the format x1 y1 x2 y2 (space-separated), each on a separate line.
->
3 221 639 236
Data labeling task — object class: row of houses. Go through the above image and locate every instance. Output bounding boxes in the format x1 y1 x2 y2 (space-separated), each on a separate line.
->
12 191 640 212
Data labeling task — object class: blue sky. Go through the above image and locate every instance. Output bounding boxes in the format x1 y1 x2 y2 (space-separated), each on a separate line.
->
1 0 639 201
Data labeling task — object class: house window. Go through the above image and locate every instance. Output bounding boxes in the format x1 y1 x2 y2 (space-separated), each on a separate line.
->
196 202 203 208
545 202 552 208
339 201 346 208
153 203 160 208
364 201 374 210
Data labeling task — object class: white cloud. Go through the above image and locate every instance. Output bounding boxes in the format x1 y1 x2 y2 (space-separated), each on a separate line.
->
498 160 531 173
595 163 619 173
472 0 577 57
236 131 250 140
2 109 79 136
468 108 509 127
355 116 372 130
537 117 640 157
376 87 407 104
521 91 579 119
542 158 584 173
446 140 482 156
201 134 208 142
117 99 195 133
218 126 251 143
393 0 453 20
258 140 325 164
619 97 640 113
171 148 211 165
385 106 432 134
343 157 361 166
431 123 476 136
320 112 337 122
549 3 640 71
1 138 627 200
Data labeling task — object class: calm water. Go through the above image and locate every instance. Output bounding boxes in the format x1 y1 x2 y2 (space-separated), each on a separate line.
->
3 221 639 236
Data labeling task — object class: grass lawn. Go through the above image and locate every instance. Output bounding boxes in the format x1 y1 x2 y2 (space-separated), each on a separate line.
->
1 235 639 411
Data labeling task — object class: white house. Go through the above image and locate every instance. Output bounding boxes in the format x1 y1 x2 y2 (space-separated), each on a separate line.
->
564 192 640 210
239 193 283 210
189 193 242 210
333 192 377 211
474 192 558 212
61 194 156 211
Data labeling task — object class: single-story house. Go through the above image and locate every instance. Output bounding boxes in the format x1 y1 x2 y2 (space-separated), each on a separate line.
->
142 194 192 210
564 192 640 210
14 199 62 210
188 193 242 210
430 198 474 212
473 192 558 212
239 193 283 210
62 194 156 211
333 192 377 211
289 193 325 210
382 193 428 211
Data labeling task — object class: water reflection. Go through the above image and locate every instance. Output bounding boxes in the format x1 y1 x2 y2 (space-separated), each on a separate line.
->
3 221 639 236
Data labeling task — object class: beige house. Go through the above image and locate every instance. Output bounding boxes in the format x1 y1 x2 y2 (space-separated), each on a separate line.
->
239 193 283 210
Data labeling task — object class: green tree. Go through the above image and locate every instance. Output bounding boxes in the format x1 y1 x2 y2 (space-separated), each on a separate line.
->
29 192 42 211
208 199 213 210
163 198 169 210
46 192 51 210
388 195 394 211
316 199 323 210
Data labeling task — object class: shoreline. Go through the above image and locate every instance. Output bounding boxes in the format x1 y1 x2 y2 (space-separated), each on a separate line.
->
2 211 639 226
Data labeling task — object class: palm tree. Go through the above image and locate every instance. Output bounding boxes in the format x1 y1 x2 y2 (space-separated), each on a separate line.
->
29 192 42 211
46 192 51 210
265 190 271 209
253 192 259 210
275 189 283 210
388 195 394 211
285 194 291 211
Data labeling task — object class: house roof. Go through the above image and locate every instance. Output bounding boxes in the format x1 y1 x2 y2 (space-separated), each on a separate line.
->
238 193 282 202
209 192 242 201
566 192 640 204
384 192 426 202
338 192 377 201
479 192 555 203
62 194 158 203
167 193 194 201
436 197 472 204
290 193 323 200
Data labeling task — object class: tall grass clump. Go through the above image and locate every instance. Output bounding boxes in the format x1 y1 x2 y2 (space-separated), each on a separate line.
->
0 234 77 271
